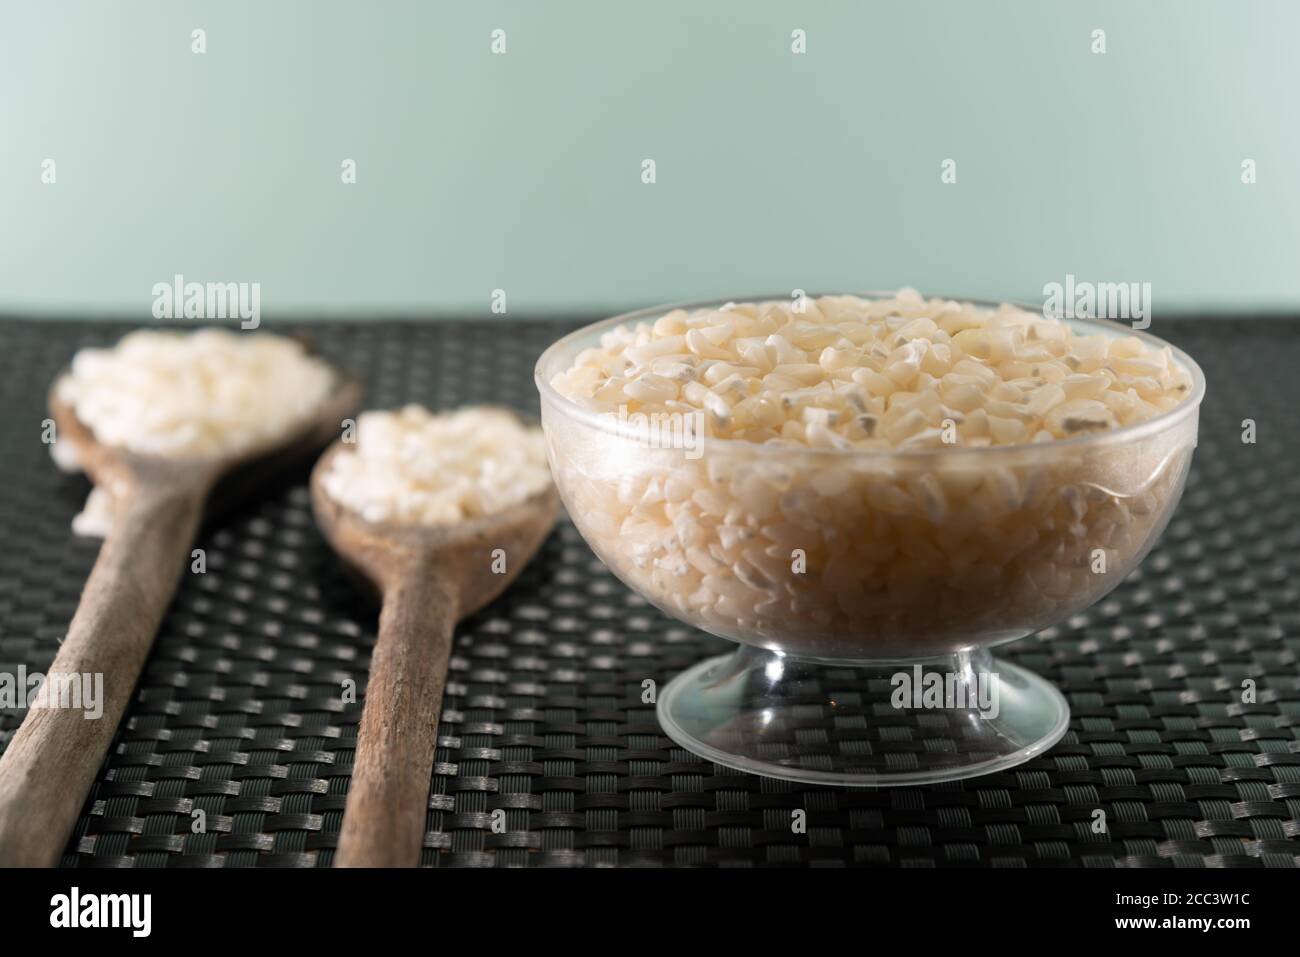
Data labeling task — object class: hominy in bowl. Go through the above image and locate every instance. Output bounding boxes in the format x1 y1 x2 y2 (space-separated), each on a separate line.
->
539 292 1203 660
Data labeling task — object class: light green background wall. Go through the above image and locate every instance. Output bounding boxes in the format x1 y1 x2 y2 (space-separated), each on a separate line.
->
2 0 1297 318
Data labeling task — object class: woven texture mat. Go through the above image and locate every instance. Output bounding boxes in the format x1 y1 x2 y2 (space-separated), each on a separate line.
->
0 318 1298 868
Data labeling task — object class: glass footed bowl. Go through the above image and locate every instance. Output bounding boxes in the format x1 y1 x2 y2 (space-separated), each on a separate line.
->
535 297 1206 786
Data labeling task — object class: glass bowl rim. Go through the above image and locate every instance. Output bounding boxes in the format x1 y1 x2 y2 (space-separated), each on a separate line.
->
534 292 1206 462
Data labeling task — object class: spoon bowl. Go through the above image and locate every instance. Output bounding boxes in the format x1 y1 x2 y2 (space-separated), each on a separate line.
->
311 440 558 613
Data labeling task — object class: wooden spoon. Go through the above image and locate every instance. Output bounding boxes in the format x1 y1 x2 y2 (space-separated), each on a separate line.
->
0 362 362 867
309 416 558 868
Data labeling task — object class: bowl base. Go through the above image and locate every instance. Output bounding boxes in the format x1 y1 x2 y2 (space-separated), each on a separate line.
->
656 645 1069 787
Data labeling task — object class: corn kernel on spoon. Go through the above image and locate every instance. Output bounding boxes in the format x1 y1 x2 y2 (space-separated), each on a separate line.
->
0 355 361 867
309 408 557 868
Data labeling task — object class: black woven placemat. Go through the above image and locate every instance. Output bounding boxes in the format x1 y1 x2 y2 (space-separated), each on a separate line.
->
0 317 1297 868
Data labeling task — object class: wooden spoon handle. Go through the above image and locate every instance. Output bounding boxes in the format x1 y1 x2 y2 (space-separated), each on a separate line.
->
335 577 456 868
0 483 207 866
